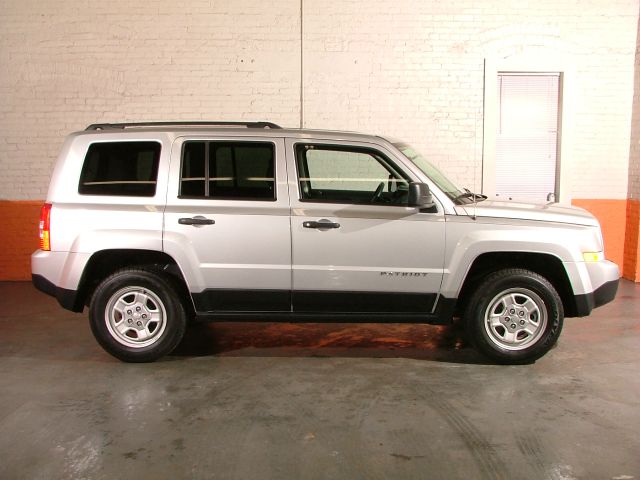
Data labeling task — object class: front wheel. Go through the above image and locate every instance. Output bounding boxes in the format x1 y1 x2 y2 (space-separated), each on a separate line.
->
464 269 564 364
89 269 187 362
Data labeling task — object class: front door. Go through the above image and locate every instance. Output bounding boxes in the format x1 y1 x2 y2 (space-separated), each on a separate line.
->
287 139 445 314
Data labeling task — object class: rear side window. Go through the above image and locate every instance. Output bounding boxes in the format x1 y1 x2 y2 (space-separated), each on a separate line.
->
79 142 161 197
180 141 275 200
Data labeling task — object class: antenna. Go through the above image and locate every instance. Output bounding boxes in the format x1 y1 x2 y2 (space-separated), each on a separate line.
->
472 103 481 220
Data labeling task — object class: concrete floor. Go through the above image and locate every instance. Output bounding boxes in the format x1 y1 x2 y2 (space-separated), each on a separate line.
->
0 281 638 480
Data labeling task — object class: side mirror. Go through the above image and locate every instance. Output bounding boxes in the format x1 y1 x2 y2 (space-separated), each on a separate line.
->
408 182 435 209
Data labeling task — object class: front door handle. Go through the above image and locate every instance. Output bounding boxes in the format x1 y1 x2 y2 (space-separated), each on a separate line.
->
303 219 340 229
179 216 215 226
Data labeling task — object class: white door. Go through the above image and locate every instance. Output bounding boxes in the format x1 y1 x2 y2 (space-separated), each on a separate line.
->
495 73 560 203
287 139 446 314
163 136 291 312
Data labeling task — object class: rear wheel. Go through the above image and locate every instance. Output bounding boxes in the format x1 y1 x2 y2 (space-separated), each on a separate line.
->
464 269 563 364
89 269 187 362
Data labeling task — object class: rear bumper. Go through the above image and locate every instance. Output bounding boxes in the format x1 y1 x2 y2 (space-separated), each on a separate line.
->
573 278 619 317
32 274 84 312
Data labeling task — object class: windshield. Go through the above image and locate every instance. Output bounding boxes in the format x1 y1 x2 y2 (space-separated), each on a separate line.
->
393 142 466 202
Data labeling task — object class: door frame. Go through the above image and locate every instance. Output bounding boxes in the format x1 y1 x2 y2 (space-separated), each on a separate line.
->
482 51 576 204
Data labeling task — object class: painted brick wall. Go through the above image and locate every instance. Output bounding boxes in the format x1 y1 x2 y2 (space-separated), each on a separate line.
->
1 1 640 280
0 201 41 280
1 0 638 200
624 14 640 281
630 14 640 201
302 0 638 197
625 200 640 280
0 0 302 200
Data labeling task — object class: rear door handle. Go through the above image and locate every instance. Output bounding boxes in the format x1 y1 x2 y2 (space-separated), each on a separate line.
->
303 219 340 229
179 216 215 226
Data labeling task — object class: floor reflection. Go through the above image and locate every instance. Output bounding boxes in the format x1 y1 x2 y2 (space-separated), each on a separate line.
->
172 321 486 363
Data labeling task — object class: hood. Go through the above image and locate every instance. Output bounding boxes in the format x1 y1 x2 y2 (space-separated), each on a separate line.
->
457 200 599 227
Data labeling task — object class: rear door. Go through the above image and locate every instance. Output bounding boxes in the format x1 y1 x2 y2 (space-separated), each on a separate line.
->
287 138 446 314
163 135 291 313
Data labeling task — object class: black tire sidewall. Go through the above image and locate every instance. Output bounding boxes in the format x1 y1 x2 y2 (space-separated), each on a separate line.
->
465 270 564 364
89 269 186 362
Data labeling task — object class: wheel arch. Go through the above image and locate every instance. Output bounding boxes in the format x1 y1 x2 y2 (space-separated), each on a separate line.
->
455 252 579 318
77 249 194 315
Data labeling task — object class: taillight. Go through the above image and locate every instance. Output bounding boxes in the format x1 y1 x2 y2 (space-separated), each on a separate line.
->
39 203 52 251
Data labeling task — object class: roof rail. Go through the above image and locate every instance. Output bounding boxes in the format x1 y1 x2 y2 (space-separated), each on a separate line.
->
85 121 282 131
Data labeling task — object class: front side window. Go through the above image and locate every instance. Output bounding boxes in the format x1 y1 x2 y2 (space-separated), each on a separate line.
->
79 142 161 196
180 141 275 200
295 144 409 205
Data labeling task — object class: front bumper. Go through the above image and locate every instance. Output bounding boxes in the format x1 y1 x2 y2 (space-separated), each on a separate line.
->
573 278 619 317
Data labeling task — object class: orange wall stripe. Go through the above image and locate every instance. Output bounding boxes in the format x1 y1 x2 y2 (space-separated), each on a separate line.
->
572 198 637 281
623 199 640 281
0 200 43 281
571 199 626 273
1 199 638 282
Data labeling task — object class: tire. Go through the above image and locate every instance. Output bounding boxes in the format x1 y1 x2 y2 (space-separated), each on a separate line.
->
89 268 187 362
464 269 563 364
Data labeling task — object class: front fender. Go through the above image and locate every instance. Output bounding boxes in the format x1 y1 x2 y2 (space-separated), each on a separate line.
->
441 218 601 298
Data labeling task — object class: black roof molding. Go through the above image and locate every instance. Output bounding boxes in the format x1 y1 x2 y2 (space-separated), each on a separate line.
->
85 121 283 131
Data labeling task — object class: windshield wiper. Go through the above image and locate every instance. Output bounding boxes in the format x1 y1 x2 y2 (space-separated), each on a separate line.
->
453 189 487 203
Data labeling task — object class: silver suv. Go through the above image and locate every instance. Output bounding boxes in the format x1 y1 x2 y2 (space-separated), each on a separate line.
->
31 121 620 364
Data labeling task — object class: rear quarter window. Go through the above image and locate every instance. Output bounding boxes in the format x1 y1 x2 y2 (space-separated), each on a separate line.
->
78 141 161 197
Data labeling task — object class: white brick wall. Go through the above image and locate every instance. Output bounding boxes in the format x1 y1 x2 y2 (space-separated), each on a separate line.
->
0 0 301 199
0 0 638 200
303 0 638 199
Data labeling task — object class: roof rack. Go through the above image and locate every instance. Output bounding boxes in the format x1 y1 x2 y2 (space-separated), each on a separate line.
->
85 121 282 131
